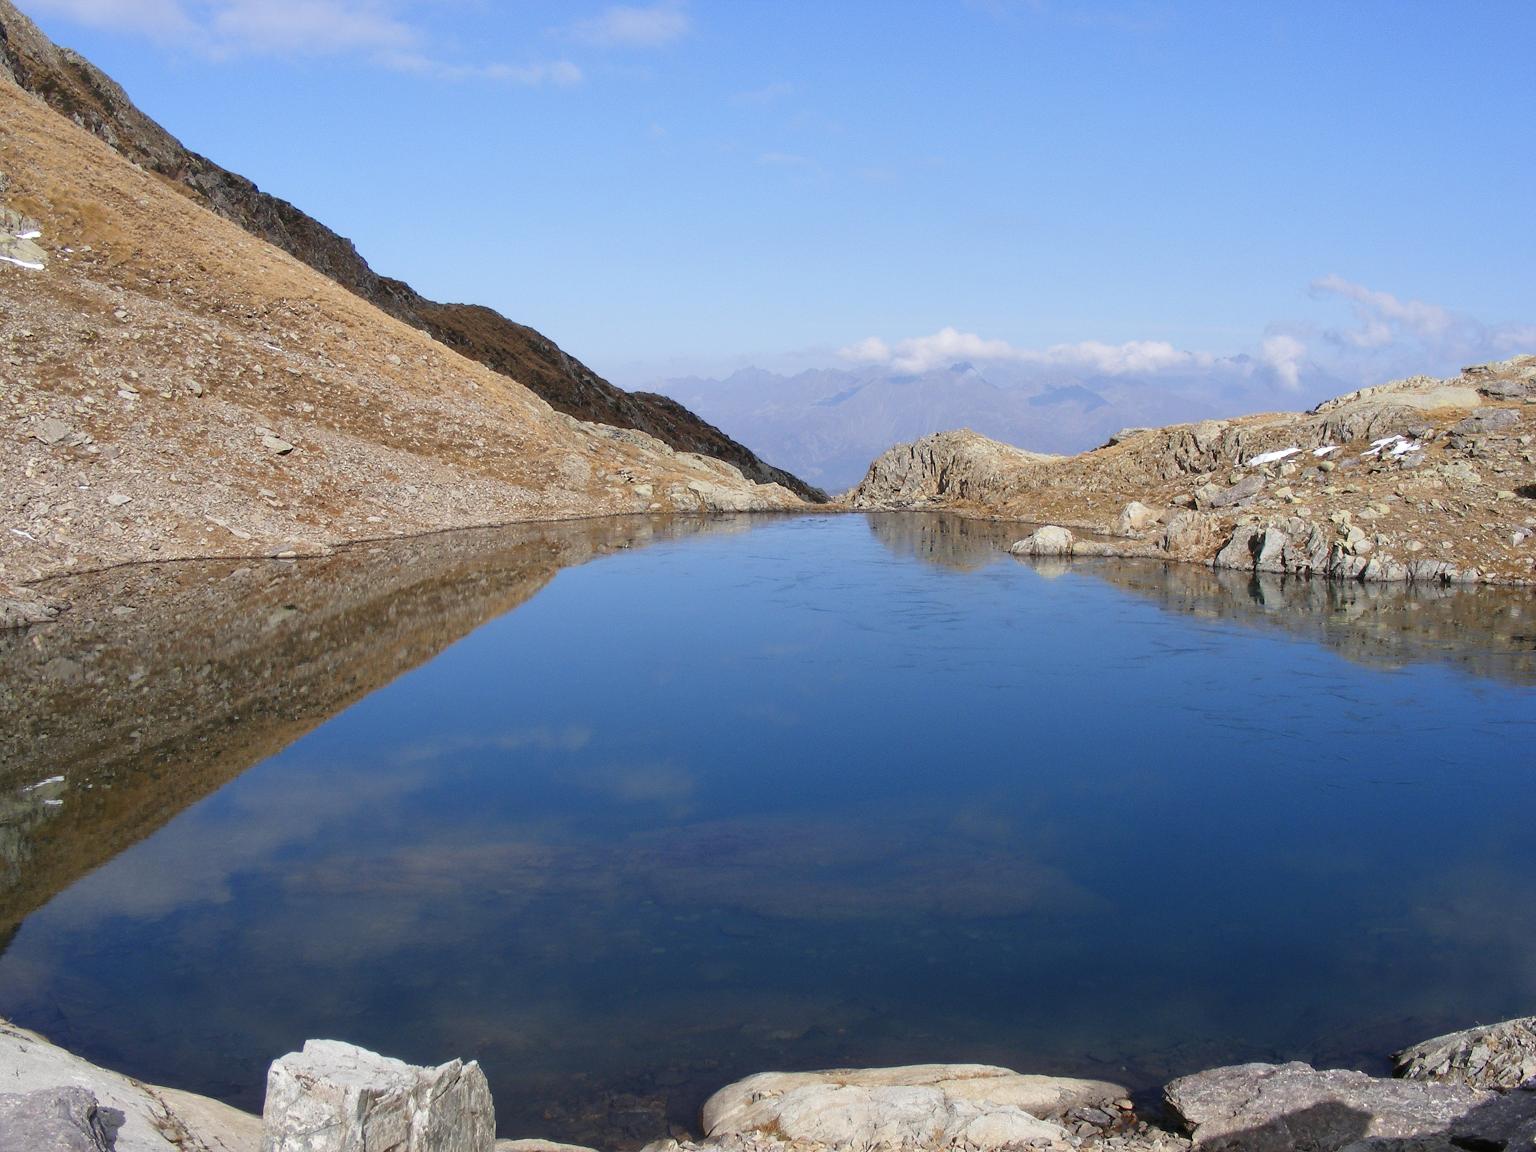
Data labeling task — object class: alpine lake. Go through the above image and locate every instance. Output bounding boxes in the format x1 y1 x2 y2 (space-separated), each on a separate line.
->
1 513 1533 1146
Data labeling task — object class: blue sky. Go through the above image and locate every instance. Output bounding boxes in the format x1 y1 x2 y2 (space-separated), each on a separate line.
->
16 0 1536 392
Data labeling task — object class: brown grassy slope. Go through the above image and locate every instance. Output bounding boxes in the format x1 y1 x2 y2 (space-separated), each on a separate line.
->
0 74 801 587
0 0 824 502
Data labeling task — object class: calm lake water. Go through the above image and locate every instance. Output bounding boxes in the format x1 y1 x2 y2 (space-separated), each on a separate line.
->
1 513 1534 1145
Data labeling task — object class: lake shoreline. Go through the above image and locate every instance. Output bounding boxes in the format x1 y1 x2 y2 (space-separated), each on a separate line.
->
3 1010 1532 1152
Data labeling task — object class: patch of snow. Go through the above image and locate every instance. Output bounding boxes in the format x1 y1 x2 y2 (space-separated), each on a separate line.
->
1361 434 1422 459
0 255 45 271
1248 446 1301 467
22 776 65 793
10 528 35 541
1313 445 1339 457
43 799 63 807
17 230 42 241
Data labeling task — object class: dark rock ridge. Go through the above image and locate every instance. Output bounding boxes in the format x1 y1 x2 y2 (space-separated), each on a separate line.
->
0 0 823 503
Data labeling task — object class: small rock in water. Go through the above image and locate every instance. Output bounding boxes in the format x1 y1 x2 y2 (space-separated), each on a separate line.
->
1010 525 1076 557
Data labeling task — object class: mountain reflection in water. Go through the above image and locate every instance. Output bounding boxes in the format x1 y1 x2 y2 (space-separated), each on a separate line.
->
0 513 1532 1148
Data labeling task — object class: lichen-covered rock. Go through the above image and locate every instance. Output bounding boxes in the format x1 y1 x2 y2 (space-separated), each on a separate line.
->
262 1040 494 1152
1394 1016 1536 1091
0 1087 117 1152
702 1065 1125 1150
1165 1061 1487 1151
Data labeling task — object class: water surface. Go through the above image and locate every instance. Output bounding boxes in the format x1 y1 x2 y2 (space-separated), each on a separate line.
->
1 513 1533 1145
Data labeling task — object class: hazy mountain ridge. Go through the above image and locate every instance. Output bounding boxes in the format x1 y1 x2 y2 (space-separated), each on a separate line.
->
0 0 823 502
656 358 1309 492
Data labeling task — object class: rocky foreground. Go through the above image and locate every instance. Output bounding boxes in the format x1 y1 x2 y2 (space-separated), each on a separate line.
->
3 1014 1534 1151
848 359 1536 586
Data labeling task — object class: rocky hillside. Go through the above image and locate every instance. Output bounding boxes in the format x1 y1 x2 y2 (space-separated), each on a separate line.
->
0 0 822 503
850 358 1536 585
0 71 804 599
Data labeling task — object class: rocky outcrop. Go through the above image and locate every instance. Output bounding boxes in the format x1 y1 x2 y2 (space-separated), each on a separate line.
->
1394 1017 1536 1092
848 430 1059 507
0 0 821 503
851 358 1536 585
701 1065 1129 1150
263 1040 495 1152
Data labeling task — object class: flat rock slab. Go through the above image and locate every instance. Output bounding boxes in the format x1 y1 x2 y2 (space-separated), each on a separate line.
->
0 1018 261 1152
1395 1016 1536 1091
263 1039 494 1152
1165 1062 1489 1151
702 1064 1126 1150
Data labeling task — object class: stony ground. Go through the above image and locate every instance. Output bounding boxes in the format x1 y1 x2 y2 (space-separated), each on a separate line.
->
849 358 1536 586
0 75 802 610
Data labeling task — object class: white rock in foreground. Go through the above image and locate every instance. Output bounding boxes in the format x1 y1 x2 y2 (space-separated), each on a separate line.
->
702 1065 1125 1150
262 1040 494 1152
0 1018 260 1152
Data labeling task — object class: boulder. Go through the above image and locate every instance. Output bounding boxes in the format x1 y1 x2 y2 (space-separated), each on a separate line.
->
1009 526 1075 558
701 1065 1126 1151
262 1040 494 1152
1450 408 1521 436
1118 501 1161 533
1394 1016 1536 1091
0 1087 118 1152
1164 1061 1487 1151
1162 510 1219 556
1204 475 1264 510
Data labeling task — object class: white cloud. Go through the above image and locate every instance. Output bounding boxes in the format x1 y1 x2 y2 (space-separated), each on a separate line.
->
1311 275 1458 347
839 327 1213 377
568 1 690 47
1310 275 1535 369
210 0 413 56
1259 333 1307 390
24 0 197 39
25 0 582 84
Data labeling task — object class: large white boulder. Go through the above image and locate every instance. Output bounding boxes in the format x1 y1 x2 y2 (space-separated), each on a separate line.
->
701 1064 1125 1150
262 1040 494 1152
1009 526 1075 558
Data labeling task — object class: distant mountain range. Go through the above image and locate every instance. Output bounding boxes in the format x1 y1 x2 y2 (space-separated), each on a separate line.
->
653 359 1316 492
